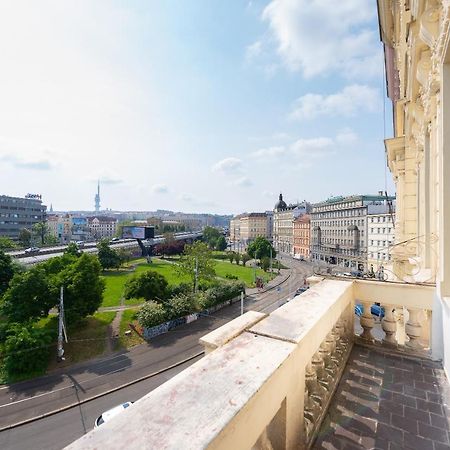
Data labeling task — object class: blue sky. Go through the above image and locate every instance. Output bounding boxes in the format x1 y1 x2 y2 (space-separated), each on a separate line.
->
0 0 394 214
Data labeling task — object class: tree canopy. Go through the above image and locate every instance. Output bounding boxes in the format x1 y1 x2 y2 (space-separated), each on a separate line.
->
202 226 222 249
0 251 18 296
124 271 169 302
247 237 276 259
1 266 56 322
0 237 17 251
97 239 121 270
176 241 216 288
215 235 227 251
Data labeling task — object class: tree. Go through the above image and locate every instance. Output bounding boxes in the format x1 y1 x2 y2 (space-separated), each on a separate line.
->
203 226 221 249
64 243 81 257
117 248 132 266
260 256 270 272
234 252 241 265
19 228 32 247
44 234 59 245
176 241 216 288
136 301 168 328
97 239 121 270
242 253 250 267
1 267 56 322
228 252 235 264
2 324 53 379
215 235 227 251
32 222 49 246
247 237 276 260
58 253 105 324
124 271 169 302
0 251 17 296
0 237 17 251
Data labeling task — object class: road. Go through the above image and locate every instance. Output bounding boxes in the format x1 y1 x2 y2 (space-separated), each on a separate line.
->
0 256 312 450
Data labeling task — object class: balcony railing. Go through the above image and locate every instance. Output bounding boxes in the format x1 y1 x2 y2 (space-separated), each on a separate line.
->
67 277 436 450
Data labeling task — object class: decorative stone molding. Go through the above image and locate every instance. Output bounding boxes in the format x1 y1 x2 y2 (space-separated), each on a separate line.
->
420 1 441 48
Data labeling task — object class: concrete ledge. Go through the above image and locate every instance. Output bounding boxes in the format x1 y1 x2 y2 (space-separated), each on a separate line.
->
199 311 267 354
249 279 353 344
66 332 295 450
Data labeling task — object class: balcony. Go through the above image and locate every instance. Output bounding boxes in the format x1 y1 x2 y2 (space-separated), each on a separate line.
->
67 277 448 450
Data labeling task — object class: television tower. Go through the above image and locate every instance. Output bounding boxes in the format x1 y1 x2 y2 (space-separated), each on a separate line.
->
95 180 101 212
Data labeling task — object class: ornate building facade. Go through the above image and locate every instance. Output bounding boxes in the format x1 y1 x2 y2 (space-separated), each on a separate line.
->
378 0 450 367
293 214 310 260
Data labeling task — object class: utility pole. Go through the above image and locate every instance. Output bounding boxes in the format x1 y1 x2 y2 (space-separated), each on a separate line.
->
194 256 198 293
57 286 68 362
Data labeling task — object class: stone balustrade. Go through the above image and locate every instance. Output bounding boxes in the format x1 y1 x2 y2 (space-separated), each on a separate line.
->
66 278 434 450
353 280 434 355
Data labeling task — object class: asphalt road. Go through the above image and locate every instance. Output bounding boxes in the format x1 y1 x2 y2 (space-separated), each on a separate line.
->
0 256 313 450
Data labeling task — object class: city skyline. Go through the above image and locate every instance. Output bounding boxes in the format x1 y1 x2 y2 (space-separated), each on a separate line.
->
0 1 394 214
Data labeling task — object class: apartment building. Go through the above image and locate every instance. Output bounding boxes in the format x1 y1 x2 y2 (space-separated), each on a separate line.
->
0 194 46 240
293 214 310 260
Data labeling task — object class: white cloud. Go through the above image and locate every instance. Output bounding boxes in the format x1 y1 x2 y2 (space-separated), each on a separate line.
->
251 146 286 160
245 40 263 61
0 154 53 170
151 184 169 194
289 137 333 156
234 176 253 188
290 85 380 120
211 157 243 174
336 128 358 145
261 0 380 78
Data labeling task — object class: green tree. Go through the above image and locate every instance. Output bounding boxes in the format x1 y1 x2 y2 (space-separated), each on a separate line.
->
234 252 241 265
64 242 81 257
242 253 250 267
124 271 169 302
260 256 270 272
58 253 105 324
136 301 168 328
97 239 121 270
176 241 216 288
247 237 276 260
32 222 49 246
44 234 59 245
228 252 235 264
1 267 56 322
0 251 17 296
19 228 32 247
215 235 227 251
202 226 221 249
117 248 132 266
0 237 17 251
2 324 53 379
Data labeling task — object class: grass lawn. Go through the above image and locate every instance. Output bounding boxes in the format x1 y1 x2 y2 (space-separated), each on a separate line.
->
116 309 145 349
101 271 130 307
45 311 117 371
214 261 275 287
134 259 190 285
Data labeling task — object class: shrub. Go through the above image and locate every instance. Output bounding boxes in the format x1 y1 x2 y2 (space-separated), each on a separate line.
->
167 293 198 320
169 282 191 297
124 271 169 302
225 273 238 280
136 301 168 328
199 281 245 310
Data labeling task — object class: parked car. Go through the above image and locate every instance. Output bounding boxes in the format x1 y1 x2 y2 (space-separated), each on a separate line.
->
296 286 309 295
94 402 133 428
75 241 85 248
24 247 40 254
110 237 120 243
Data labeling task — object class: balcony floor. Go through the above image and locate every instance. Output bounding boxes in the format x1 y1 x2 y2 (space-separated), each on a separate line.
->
314 345 450 450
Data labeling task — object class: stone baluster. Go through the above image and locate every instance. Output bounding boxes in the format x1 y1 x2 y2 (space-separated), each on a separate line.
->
405 308 423 349
334 320 349 354
312 351 333 391
381 305 397 345
305 362 326 406
303 386 319 443
359 301 374 341
331 326 345 360
319 336 339 376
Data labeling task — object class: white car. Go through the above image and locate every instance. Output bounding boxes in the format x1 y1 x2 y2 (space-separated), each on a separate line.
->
94 402 133 428
24 247 40 254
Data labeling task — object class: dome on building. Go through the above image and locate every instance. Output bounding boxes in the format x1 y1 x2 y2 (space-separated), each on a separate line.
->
274 193 287 211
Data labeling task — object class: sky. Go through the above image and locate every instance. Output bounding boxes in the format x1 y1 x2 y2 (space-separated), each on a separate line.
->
0 0 394 215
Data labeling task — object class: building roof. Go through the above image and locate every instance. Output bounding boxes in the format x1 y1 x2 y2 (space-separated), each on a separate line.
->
274 193 287 211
